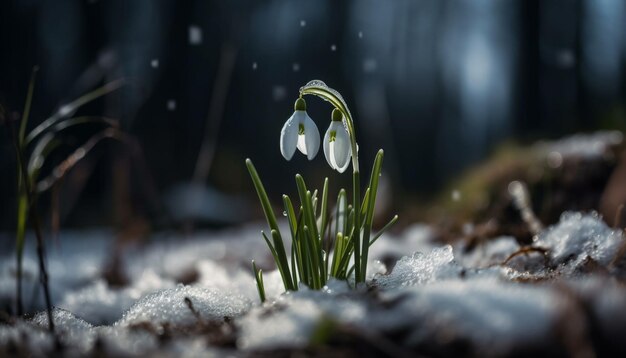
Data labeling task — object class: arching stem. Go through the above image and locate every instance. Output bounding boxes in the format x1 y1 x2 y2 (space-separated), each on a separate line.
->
299 82 364 283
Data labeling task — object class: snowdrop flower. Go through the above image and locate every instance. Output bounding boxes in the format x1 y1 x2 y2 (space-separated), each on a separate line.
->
280 98 320 160
323 109 351 173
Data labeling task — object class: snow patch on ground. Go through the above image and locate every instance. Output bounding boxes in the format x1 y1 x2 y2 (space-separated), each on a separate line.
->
58 269 176 325
536 211 624 270
375 246 461 288
456 236 520 268
117 285 251 328
377 279 562 355
536 130 622 159
369 223 437 262
238 280 367 350
3 213 626 355
33 308 96 353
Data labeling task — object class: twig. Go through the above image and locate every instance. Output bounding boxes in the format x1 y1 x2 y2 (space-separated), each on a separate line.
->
508 180 544 237
184 297 202 323
502 246 548 265
35 128 128 192
1 105 55 331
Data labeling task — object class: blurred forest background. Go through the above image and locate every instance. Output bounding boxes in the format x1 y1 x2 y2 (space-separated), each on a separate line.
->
1 0 626 233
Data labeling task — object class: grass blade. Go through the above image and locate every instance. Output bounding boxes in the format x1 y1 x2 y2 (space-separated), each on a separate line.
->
246 159 292 290
369 215 399 246
252 260 266 303
319 178 329 246
15 66 38 315
262 231 291 291
361 149 384 279
36 128 127 192
19 66 38 143
25 78 125 144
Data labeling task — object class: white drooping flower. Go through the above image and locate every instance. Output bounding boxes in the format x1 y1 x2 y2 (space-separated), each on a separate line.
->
280 98 320 161
323 109 351 173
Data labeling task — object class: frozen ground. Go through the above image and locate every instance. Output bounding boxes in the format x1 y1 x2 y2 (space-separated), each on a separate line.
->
2 213 626 357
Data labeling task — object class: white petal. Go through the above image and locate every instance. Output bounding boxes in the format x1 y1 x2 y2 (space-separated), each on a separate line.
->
280 113 299 160
323 126 334 169
299 112 320 160
297 134 308 154
294 112 307 154
332 122 351 173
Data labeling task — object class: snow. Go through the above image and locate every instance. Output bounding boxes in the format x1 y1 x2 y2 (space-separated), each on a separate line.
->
117 285 251 328
376 279 562 355
536 211 624 270
0 321 55 356
58 270 175 325
457 236 520 268
33 308 96 353
237 281 368 350
363 58 377 73
368 223 437 262
375 246 461 288
188 25 203 45
272 85 287 101
0 230 112 310
536 130 622 160
3 212 626 355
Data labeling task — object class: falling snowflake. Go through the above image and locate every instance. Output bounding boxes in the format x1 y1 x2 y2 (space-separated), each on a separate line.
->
188 26 203 45
363 58 377 73
272 86 287 102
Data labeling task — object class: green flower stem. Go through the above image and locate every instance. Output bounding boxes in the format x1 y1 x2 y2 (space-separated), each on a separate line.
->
248 81 395 301
300 83 364 283
353 172 362 283
319 178 330 279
